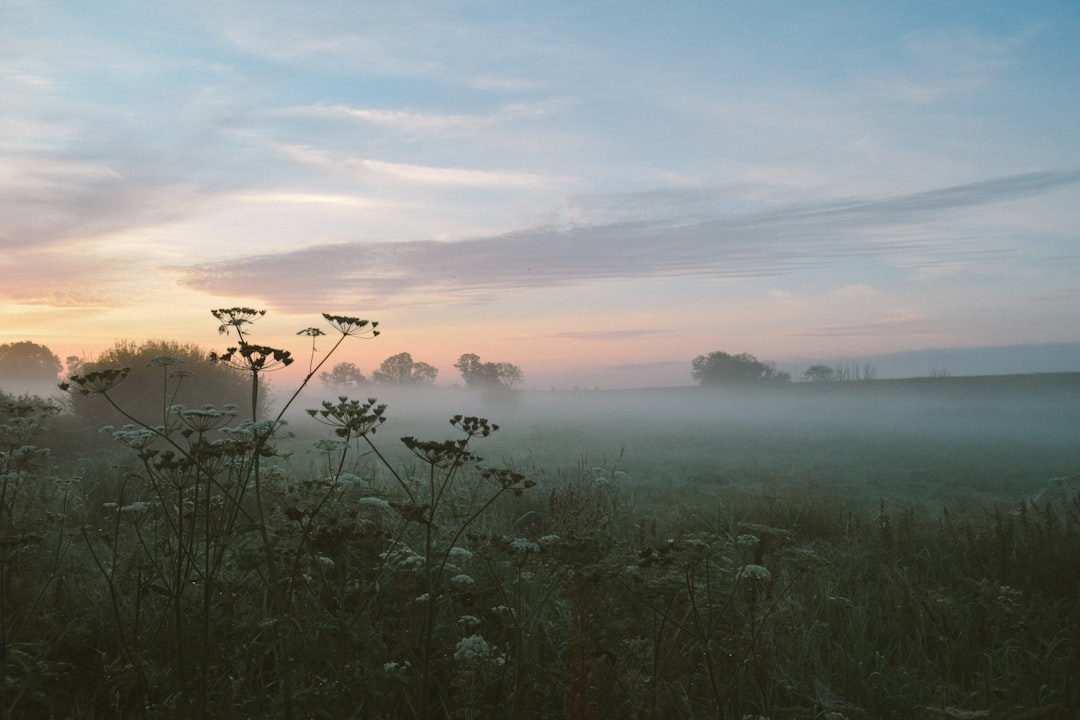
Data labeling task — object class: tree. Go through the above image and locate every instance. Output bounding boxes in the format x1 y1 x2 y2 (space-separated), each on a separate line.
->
372 352 438 385
319 361 369 389
0 341 62 392
691 351 790 385
454 353 523 389
802 365 836 382
66 339 263 428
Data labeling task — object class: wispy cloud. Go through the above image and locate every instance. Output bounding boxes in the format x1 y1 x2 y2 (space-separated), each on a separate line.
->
547 329 665 341
795 308 929 338
170 170 1080 311
271 142 565 188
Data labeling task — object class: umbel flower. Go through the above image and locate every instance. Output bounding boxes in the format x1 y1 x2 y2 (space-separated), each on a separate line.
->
306 397 387 438
322 314 379 338
59 367 131 395
211 307 266 338
211 344 294 373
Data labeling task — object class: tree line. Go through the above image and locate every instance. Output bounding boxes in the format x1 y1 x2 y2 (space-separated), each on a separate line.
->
316 351 523 391
691 351 878 385
0 340 526 428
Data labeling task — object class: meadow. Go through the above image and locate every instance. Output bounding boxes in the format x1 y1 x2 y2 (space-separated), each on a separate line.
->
2 352 1078 718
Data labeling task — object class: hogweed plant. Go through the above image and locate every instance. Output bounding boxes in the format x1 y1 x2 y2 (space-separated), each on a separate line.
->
305 404 536 718
60 308 379 720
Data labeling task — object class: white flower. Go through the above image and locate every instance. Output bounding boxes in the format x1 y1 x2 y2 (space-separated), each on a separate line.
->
737 564 771 583
447 546 474 561
510 538 539 554
736 534 760 548
454 634 493 663
402 554 425 569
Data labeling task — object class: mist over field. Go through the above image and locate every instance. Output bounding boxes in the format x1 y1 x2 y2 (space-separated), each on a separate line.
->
287 373 1080 513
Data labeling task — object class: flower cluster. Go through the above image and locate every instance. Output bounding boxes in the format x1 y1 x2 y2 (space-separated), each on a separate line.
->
210 307 266 337
59 367 131 395
211 344 293 373
307 397 387 439
453 634 504 665
322 314 379 338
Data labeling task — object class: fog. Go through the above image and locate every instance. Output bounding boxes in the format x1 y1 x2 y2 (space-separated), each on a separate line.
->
284 374 1080 510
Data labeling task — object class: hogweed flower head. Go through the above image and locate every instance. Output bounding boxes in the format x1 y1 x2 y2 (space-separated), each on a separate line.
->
454 634 504 665
307 396 387 438
211 307 266 337
59 367 131 395
481 467 535 496
736 564 771 583
450 415 498 437
400 436 476 467
323 314 379 338
211 344 293 373
179 405 239 433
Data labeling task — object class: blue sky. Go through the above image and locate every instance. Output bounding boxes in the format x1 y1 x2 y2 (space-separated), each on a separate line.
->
2 0 1079 388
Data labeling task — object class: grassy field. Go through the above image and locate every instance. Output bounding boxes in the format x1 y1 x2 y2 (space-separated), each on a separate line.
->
2 372 1078 719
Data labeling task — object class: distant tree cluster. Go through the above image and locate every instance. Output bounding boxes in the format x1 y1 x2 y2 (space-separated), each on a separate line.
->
318 361 368 389
691 351 790 385
319 352 439 390
372 352 438 385
454 353 523 390
801 363 878 382
66 339 261 427
0 341 62 392
320 352 524 391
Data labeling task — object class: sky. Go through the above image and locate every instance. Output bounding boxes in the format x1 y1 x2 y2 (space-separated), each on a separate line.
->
2 0 1079 389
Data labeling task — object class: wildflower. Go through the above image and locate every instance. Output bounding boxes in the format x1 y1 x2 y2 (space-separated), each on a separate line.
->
308 397 387 439
322 314 379 338
454 634 493 662
112 428 158 450
179 406 238 433
447 546 474 561
59 367 130 395
736 534 760 548
211 307 266 336
147 355 183 367
509 538 539 555
736 564 771 583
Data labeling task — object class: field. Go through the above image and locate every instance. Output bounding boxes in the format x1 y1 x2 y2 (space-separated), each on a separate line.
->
2 372 1079 719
